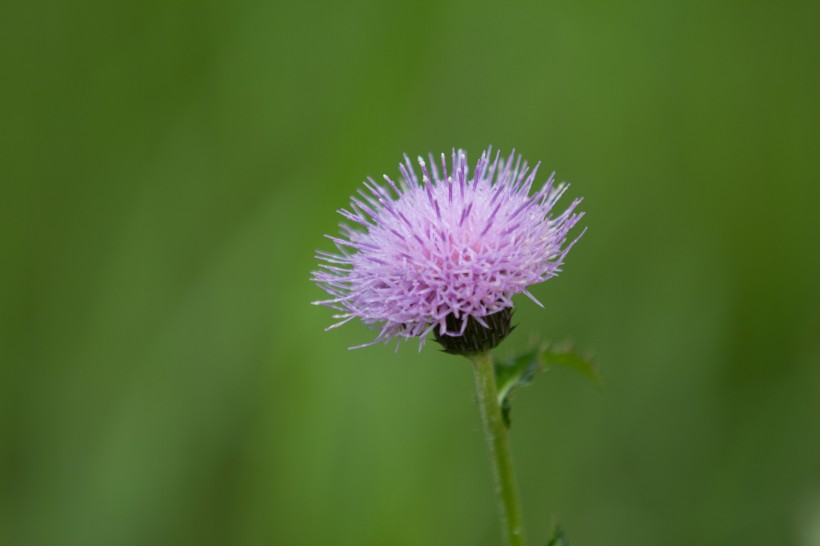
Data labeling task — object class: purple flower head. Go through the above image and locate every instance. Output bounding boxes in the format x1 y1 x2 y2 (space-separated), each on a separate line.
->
312 147 585 351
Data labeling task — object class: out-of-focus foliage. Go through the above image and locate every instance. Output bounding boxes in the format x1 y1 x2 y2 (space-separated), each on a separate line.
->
1 1 819 545
546 524 568 546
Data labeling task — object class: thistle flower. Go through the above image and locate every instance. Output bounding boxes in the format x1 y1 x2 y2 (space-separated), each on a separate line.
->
312 147 585 352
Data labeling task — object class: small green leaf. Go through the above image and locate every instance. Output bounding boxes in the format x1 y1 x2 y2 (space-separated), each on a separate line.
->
546 524 568 546
494 348 542 427
539 343 601 387
493 342 599 427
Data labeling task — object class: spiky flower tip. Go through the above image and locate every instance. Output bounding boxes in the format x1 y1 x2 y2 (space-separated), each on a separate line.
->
312 147 585 353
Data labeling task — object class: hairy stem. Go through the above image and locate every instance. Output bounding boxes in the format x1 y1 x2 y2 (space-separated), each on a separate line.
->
470 351 526 546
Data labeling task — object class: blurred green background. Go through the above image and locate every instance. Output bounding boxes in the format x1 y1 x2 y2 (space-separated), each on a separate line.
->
2 1 819 545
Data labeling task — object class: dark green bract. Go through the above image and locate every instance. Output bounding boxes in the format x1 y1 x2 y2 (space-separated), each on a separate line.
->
433 308 514 355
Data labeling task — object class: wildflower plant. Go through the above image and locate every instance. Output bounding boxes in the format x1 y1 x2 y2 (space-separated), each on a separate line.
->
312 147 593 545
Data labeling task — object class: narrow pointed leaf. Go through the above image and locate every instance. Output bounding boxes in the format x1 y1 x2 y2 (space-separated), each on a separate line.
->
546 524 568 546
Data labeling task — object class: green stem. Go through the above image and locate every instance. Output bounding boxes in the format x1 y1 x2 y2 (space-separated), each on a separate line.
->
469 351 526 546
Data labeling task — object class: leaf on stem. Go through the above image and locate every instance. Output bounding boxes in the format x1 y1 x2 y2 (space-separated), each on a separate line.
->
493 342 599 427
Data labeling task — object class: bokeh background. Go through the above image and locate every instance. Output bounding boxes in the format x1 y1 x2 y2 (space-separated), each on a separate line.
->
2 1 819 545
